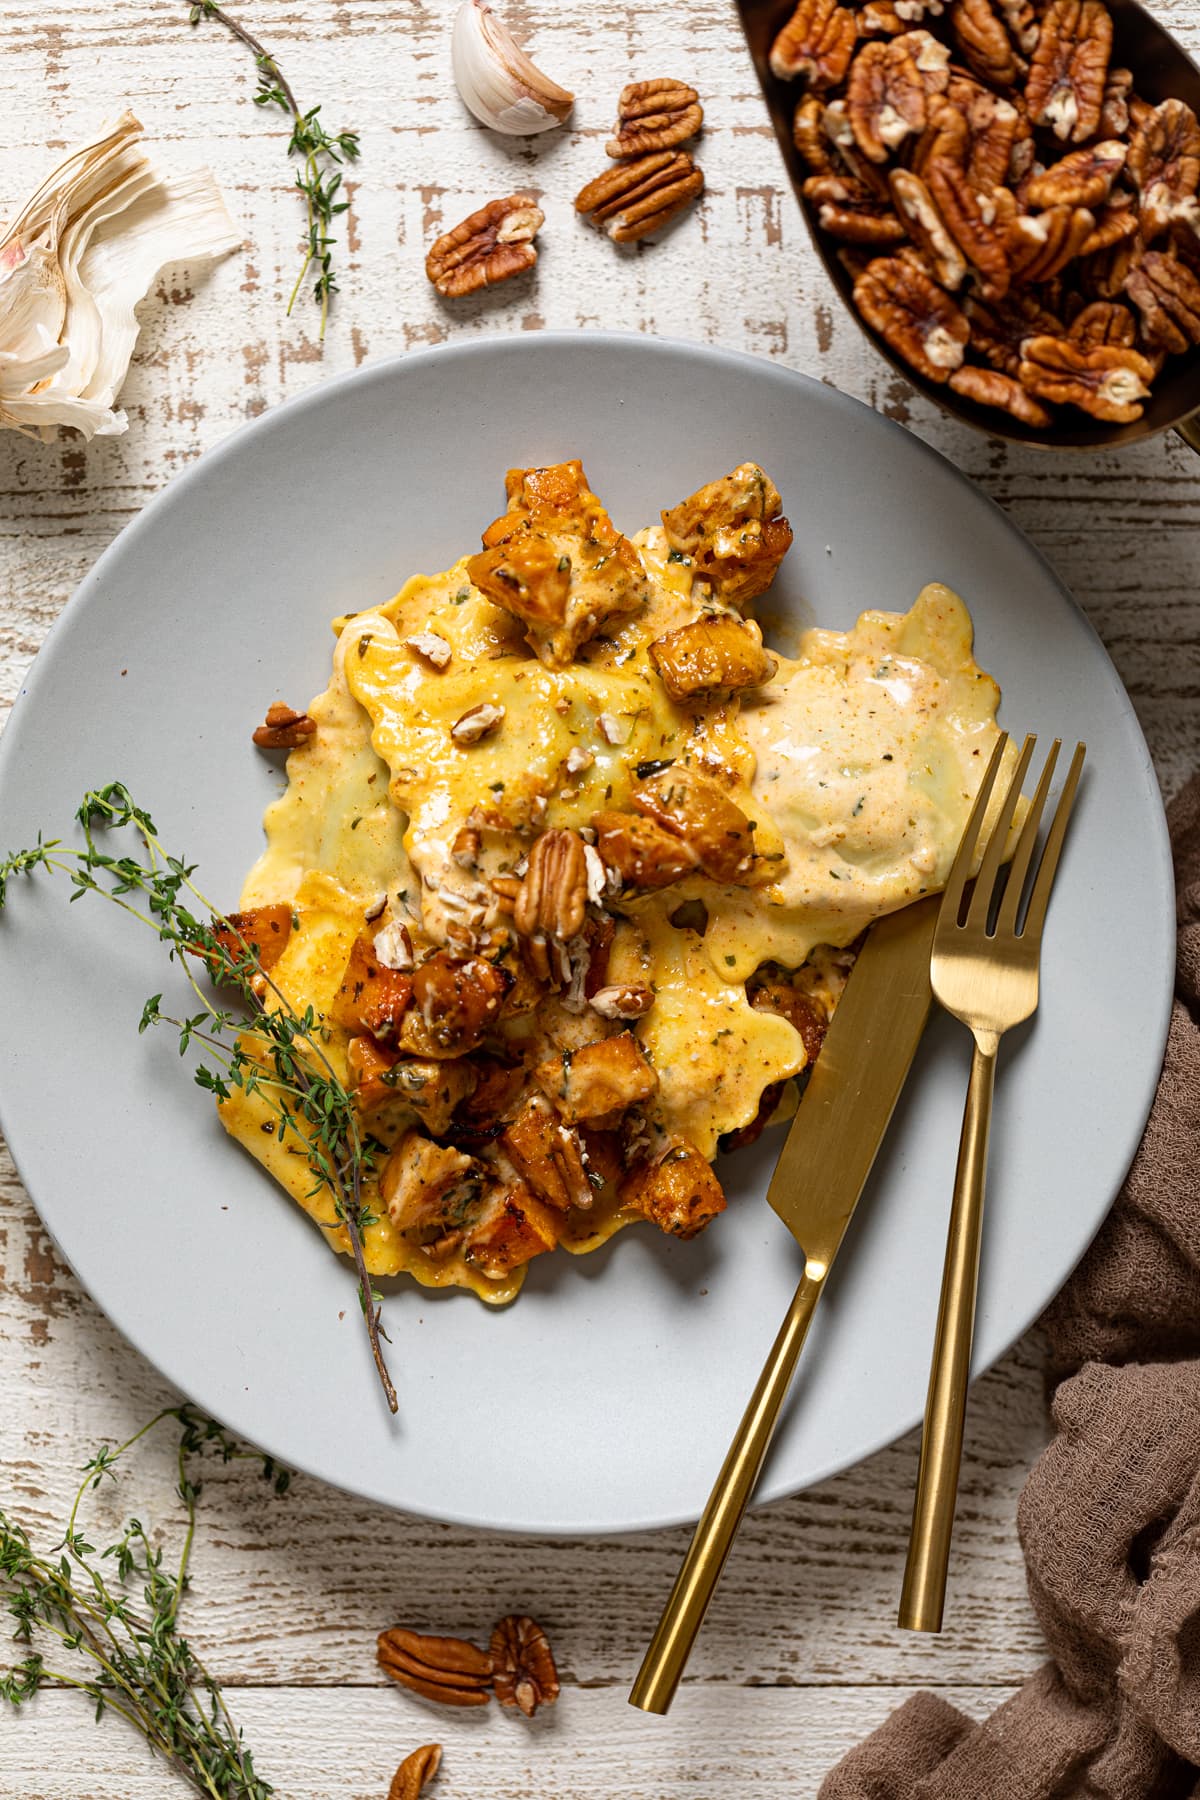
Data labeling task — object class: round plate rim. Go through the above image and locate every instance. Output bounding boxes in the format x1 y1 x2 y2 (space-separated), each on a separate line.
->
0 330 1176 1535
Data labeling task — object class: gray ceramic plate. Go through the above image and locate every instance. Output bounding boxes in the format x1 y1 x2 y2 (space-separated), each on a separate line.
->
0 334 1173 1534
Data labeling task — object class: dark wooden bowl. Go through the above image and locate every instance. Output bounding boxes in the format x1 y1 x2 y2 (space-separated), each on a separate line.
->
735 0 1200 449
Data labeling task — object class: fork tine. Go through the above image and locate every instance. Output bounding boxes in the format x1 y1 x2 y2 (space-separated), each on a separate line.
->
994 739 1060 938
965 734 1036 932
1018 742 1086 945
937 732 1009 932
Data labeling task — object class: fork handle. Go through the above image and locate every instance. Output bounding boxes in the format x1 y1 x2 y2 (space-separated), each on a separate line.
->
629 1264 825 1714
899 1031 999 1634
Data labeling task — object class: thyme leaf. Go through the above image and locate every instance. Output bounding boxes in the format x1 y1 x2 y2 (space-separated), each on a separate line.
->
0 784 397 1414
1 1406 285 1797
185 1 359 339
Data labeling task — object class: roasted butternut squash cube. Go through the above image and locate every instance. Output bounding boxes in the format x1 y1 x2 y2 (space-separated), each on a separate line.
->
620 1138 727 1239
467 536 573 626
330 935 413 1040
593 811 699 890
661 463 793 608
380 1129 484 1234
409 952 511 1054
535 1032 658 1122
502 1096 597 1211
346 1034 401 1110
649 617 778 702
209 904 293 980
462 1184 561 1278
630 764 764 887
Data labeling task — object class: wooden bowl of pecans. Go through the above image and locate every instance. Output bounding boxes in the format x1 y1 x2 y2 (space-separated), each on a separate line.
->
736 0 1200 449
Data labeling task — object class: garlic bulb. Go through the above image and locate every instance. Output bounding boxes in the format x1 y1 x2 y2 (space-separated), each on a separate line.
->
0 110 240 441
451 0 574 136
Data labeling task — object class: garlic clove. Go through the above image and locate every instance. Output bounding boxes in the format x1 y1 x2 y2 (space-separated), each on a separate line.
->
451 0 574 137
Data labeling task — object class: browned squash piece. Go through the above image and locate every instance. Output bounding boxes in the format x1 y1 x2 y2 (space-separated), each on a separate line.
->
649 616 778 703
209 904 293 978
748 973 828 1063
408 951 511 1054
502 1095 597 1211
383 1057 478 1135
630 764 765 887
469 461 648 666
329 935 413 1040
346 1034 401 1109
620 1138 727 1239
467 535 573 626
593 811 699 890
661 463 793 608
462 1183 562 1278
380 1129 485 1234
534 1032 658 1123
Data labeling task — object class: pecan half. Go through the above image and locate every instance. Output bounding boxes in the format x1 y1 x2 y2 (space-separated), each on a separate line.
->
490 1616 560 1717
1127 100 1200 240
606 78 703 158
1018 334 1155 420
1067 298 1137 346
847 38 930 161
1008 204 1096 284
925 124 1012 298
1025 141 1126 209
854 253 970 381
1124 249 1200 353
804 172 907 242
425 195 543 298
965 290 1064 374
1099 65 1133 137
377 1628 493 1708
949 0 1024 88
575 150 704 242
1024 0 1112 143
389 1746 442 1800
1079 199 1138 256
949 363 1052 425
954 84 1021 193
794 95 837 171
889 168 968 288
770 0 859 90
511 828 589 945
1080 228 1144 298
252 701 316 749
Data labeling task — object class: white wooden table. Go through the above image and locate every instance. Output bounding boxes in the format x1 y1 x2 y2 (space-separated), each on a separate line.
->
1 2 1196 1793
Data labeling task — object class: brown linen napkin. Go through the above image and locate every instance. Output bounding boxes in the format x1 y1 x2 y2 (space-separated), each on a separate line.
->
820 773 1200 1800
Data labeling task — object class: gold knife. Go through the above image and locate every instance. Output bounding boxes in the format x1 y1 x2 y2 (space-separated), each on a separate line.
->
629 894 939 1715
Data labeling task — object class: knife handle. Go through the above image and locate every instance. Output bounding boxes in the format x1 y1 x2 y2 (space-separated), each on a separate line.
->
628 1262 826 1715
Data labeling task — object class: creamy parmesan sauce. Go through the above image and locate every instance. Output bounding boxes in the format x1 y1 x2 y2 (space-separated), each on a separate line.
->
222 517 1014 1301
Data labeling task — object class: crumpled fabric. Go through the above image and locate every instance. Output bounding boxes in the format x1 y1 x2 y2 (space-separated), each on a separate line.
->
821 774 1200 1800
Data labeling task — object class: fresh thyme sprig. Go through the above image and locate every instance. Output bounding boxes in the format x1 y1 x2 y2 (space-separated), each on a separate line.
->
1 1405 285 1798
185 1 359 338
0 785 397 1412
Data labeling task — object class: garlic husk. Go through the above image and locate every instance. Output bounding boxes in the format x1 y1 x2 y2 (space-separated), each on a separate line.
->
0 110 241 441
451 0 574 136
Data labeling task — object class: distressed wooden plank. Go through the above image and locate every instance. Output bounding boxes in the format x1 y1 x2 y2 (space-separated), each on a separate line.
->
1 1683 1017 1798
0 0 1196 1789
0 1147 1048 1690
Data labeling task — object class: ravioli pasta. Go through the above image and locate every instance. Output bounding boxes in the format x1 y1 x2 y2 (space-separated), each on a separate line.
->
220 459 1015 1303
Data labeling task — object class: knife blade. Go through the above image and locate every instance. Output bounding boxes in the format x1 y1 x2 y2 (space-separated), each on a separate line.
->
629 894 937 1716
768 893 938 1261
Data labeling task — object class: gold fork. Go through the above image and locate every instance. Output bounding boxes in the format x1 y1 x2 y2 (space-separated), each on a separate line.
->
898 730 1086 1634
